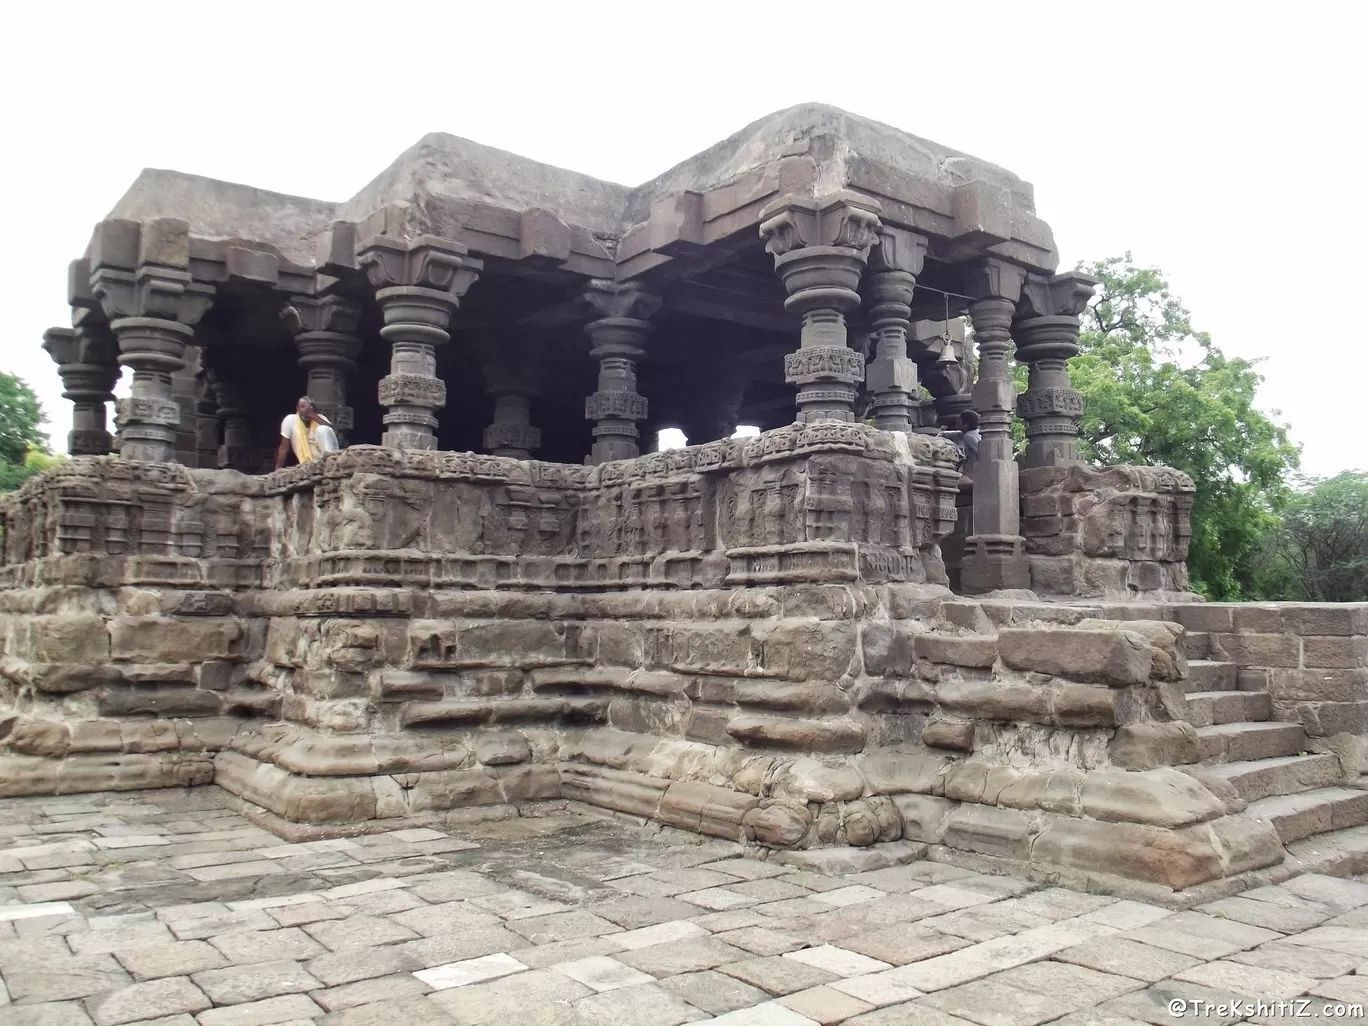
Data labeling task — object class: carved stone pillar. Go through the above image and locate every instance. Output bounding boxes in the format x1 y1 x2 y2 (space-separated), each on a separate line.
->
481 336 542 460
212 381 253 470
285 295 363 445
759 191 882 424
82 219 214 463
961 259 1029 594
358 236 482 451
195 376 220 469
1014 272 1097 467
864 227 927 432
41 314 119 456
583 281 660 464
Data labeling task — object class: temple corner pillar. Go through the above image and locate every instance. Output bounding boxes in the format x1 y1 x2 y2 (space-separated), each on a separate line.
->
758 190 882 424
82 218 215 463
41 311 119 456
582 281 660 464
1014 271 1098 468
961 257 1030 594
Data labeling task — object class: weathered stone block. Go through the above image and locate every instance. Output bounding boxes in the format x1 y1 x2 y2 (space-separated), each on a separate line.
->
1078 768 1226 827
658 781 759 839
861 622 917 676
1032 815 1225 890
753 620 858 681
937 601 995 633
941 803 1034 860
7 719 72 757
473 731 531 766
891 792 955 842
921 718 974 751
1078 618 1187 681
11 615 110 663
936 678 1049 723
1050 684 1139 727
731 680 851 714
772 759 864 802
1231 605 1286 633
1210 632 1301 669
110 617 243 662
915 634 998 668
98 686 222 717
1180 814 1285 877
662 624 754 675
1267 667 1367 703
726 715 865 753
997 628 1153 685
559 764 667 818
1109 722 1200 769
1303 636 1368 669
1281 604 1368 637
1161 604 1224 632
744 803 810 847
856 750 951 795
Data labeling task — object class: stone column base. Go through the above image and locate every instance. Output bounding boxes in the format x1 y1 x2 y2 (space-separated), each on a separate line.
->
961 534 1030 594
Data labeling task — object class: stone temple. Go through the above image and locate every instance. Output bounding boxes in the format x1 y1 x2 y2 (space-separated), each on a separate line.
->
4 104 1367 904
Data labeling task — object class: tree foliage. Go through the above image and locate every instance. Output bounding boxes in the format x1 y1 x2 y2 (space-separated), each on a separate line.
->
0 372 54 496
1059 256 1301 599
1258 472 1368 602
0 372 46 468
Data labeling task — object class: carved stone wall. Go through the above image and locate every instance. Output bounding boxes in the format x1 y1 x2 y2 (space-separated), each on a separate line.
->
0 432 1323 900
1019 464 1197 598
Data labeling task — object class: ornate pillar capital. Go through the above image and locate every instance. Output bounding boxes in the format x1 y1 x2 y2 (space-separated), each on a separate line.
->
357 235 483 450
582 282 660 464
1013 271 1098 468
758 191 882 424
80 219 216 462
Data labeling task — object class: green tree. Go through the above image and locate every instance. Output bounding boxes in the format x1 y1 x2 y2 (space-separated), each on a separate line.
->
1257 472 1368 602
0 372 53 496
0 446 63 493
1052 255 1301 599
0 372 47 467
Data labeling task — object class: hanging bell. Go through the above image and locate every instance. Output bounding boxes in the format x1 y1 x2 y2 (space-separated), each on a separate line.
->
937 338 958 365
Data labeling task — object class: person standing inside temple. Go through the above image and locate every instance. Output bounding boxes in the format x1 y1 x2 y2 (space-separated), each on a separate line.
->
274 396 339 469
958 408 981 475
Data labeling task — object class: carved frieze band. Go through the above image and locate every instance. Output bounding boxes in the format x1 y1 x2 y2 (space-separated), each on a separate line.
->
585 390 648 422
1016 387 1085 419
378 374 447 410
783 346 866 385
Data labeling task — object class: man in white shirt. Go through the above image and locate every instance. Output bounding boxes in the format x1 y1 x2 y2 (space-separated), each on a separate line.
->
275 397 340 469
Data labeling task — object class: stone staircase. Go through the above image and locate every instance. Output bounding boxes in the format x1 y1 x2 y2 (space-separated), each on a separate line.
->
1182 630 1368 855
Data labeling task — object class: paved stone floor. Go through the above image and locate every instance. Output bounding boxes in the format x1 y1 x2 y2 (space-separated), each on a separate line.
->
2 789 1368 1025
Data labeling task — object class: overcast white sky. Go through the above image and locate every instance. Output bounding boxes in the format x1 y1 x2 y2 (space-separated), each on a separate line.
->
3 2 1362 476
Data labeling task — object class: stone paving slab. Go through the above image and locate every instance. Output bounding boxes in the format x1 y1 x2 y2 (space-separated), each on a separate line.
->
3 786 1368 1024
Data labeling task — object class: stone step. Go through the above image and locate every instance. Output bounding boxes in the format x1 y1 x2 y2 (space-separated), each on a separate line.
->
1203 753 1344 801
1185 690 1272 727
1285 823 1368 877
1246 786 1368 844
1182 660 1239 693
1181 631 1212 660
1198 720 1307 763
